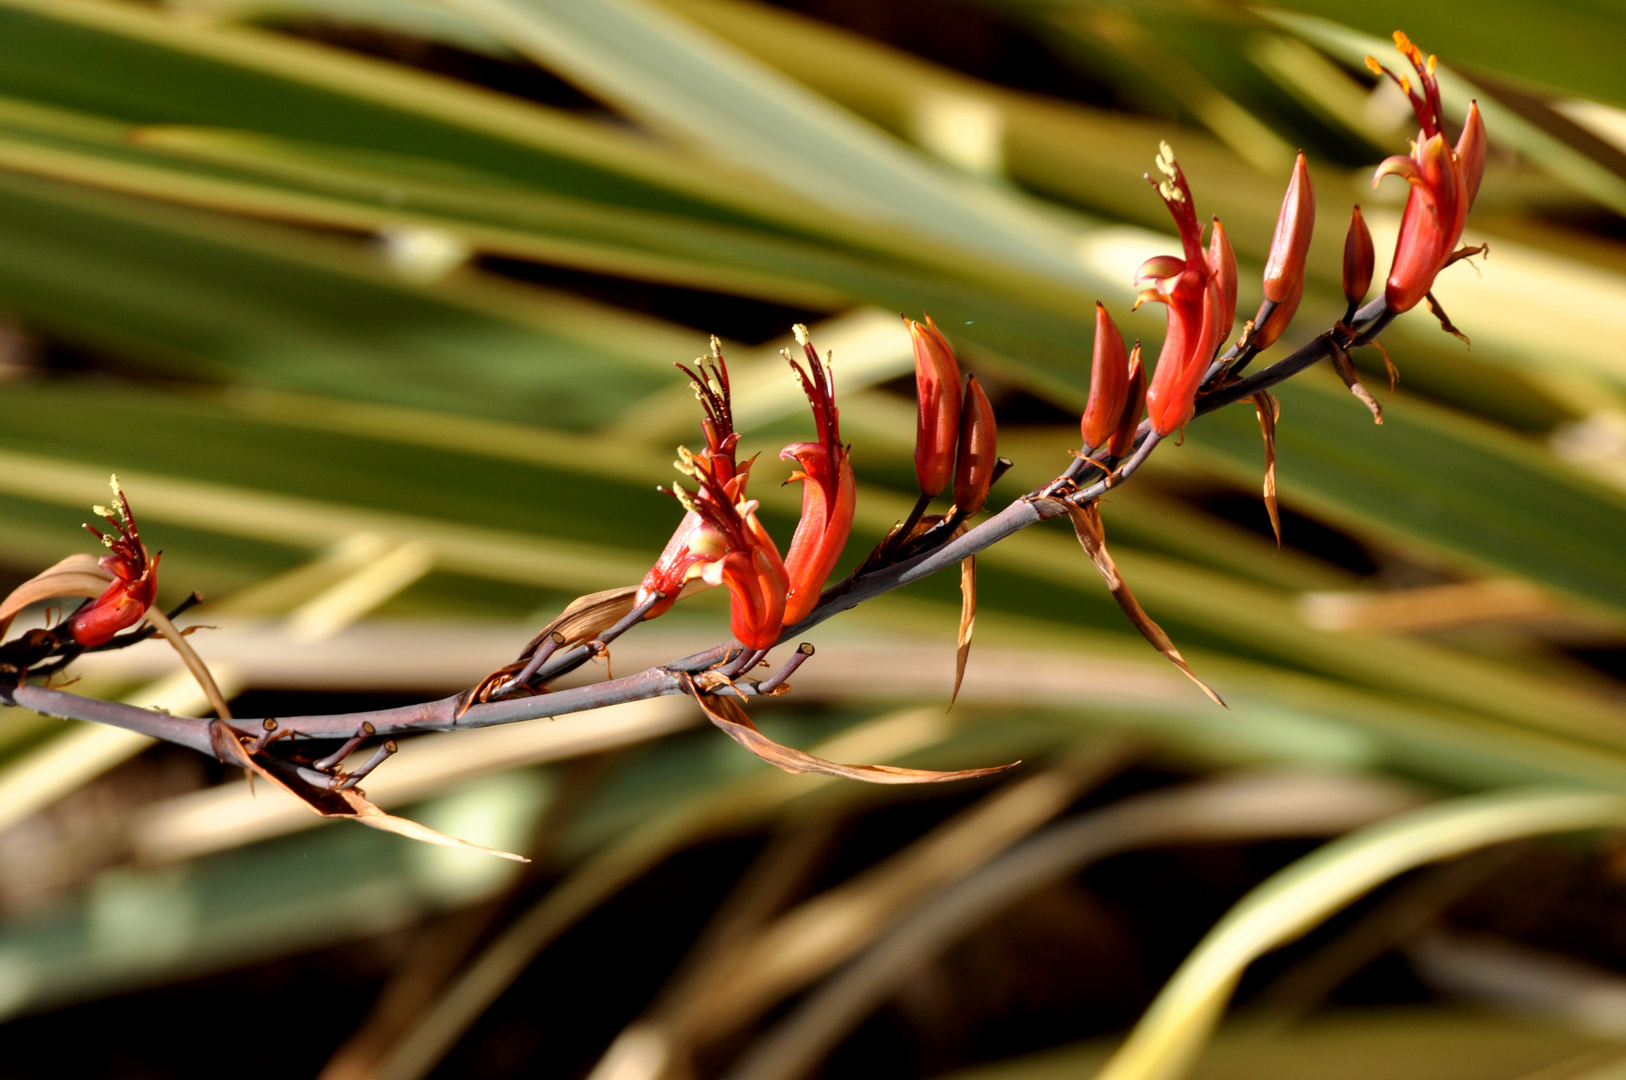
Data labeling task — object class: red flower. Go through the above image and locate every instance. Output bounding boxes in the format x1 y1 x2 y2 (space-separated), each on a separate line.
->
905 314 963 498
780 325 855 626
637 339 741 620
1368 33 1486 313
1081 302 1128 452
71 476 159 647
953 374 998 517
1137 143 1226 436
670 450 788 651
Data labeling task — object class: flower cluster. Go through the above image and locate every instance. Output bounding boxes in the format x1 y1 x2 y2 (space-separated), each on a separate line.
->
637 327 857 651
1368 32 1486 313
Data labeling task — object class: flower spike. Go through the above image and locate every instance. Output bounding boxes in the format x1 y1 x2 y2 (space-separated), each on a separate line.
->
780 324 856 626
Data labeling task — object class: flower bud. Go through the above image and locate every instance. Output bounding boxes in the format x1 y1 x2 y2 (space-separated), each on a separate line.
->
1081 302 1128 450
953 375 998 517
1106 345 1146 460
905 314 962 498
1343 205 1374 308
1262 152 1314 305
1457 100 1487 209
1208 218 1237 347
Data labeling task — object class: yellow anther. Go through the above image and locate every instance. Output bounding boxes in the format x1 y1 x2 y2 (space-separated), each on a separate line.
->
1399 75 1411 96
1426 54 1436 75
92 505 114 519
1365 56 1383 75
792 323 810 347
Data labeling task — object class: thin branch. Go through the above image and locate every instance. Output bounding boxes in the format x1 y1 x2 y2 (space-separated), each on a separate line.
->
3 302 1400 761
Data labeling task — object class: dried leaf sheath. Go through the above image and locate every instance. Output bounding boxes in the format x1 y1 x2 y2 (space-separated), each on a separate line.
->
1252 391 1282 550
210 721 528 861
952 555 976 709
1329 340 1383 424
683 674 1015 784
1064 503 1226 707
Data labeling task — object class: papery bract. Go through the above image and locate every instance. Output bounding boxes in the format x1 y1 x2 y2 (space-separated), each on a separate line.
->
1138 143 1223 436
905 314 963 498
1368 34 1485 312
71 475 159 647
953 375 998 517
780 325 856 626
1082 302 1129 451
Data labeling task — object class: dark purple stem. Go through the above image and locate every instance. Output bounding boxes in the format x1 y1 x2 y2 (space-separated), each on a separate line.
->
4 302 1397 756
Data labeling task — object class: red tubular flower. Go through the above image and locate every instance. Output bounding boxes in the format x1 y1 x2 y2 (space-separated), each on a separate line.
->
1106 345 1146 460
953 375 998 517
905 314 963 498
1208 217 1237 348
670 448 788 651
1343 204 1375 307
1137 143 1225 436
1081 302 1128 451
1262 152 1315 305
1368 33 1486 313
71 476 159 647
637 339 742 620
780 325 856 626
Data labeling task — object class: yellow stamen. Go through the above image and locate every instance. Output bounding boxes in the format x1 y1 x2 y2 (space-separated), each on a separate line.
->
792 323 810 347
1399 74 1411 96
1365 56 1383 76
1427 54 1437 75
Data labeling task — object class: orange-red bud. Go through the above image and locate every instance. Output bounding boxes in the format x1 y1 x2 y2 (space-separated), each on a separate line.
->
1208 218 1237 347
1262 152 1315 305
905 314 963 498
1081 302 1128 450
1343 205 1375 307
1107 345 1146 460
953 375 998 517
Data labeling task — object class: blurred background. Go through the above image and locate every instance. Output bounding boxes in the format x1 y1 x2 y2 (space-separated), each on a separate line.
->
3 0 1626 1077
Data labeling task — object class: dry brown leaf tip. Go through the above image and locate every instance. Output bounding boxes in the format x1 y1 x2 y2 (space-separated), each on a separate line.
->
682 674 1016 784
1065 503 1226 707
